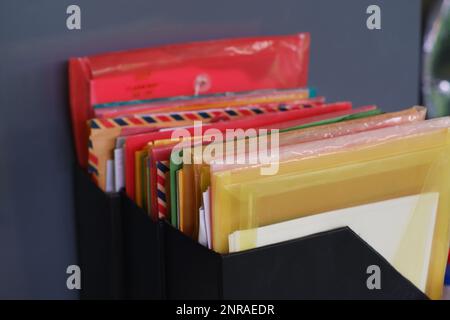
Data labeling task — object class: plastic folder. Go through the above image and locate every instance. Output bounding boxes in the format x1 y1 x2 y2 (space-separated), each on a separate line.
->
189 106 423 232
212 118 450 299
181 106 379 236
213 106 426 172
69 33 310 168
156 106 378 222
124 102 351 199
169 104 376 232
172 106 426 237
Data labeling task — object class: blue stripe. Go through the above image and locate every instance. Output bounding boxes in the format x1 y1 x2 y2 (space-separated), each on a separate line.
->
445 265 450 285
157 189 166 201
226 110 238 116
142 116 156 123
87 165 98 175
157 162 169 173
251 108 263 114
90 121 100 129
114 118 128 126
198 112 211 119
171 114 184 121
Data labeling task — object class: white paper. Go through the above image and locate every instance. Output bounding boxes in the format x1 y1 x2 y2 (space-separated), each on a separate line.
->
198 207 208 247
229 193 439 292
114 148 125 192
105 159 115 193
202 188 212 249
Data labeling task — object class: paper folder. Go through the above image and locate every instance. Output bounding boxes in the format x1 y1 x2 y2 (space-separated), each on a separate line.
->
212 120 450 299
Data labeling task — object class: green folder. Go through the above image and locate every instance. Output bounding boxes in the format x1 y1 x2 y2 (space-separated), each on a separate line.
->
170 150 184 226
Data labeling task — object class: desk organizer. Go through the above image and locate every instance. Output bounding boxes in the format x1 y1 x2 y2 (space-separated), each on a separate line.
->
120 195 165 299
74 166 428 300
73 167 123 299
164 224 427 300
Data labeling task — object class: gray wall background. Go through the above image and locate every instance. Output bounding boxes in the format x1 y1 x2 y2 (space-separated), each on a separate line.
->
0 0 421 299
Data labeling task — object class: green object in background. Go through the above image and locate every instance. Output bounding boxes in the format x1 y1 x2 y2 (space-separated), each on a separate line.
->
423 0 450 117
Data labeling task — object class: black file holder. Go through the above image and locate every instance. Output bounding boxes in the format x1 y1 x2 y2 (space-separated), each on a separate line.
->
164 224 428 300
74 166 428 300
120 195 165 299
73 166 123 299
73 166 165 299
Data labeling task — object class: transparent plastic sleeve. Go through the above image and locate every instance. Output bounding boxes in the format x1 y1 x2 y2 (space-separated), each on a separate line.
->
69 33 310 167
212 117 450 299
211 106 427 172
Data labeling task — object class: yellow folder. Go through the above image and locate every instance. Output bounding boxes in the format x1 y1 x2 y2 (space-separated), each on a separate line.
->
183 107 427 241
212 121 450 299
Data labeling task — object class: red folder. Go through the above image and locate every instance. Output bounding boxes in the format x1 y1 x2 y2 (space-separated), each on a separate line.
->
69 33 310 168
124 102 352 200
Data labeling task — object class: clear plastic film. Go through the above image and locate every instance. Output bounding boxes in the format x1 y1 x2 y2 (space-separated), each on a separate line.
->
88 33 311 105
211 118 450 299
211 106 427 172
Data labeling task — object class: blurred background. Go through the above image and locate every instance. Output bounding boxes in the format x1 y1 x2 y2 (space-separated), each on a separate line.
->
422 0 450 118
